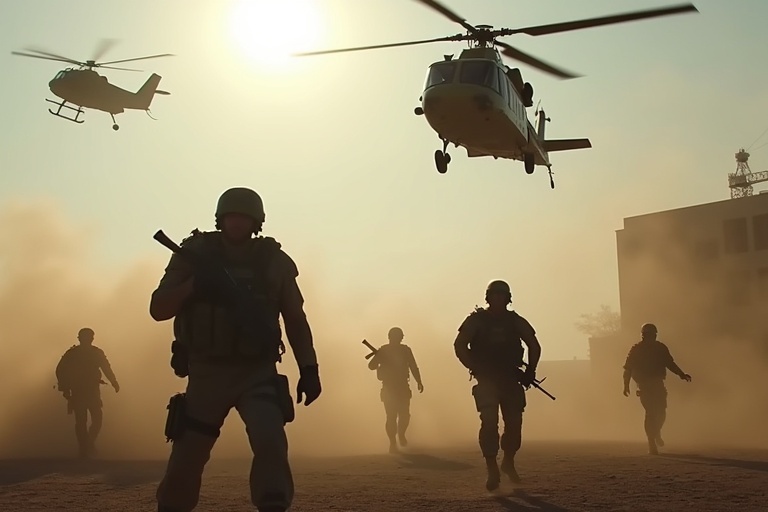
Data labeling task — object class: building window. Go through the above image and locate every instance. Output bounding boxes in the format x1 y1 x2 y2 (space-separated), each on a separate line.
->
758 268 768 301
723 217 748 253
753 213 768 251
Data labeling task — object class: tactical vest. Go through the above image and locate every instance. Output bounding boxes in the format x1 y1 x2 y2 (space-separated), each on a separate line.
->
468 309 525 375
56 345 104 391
375 344 411 384
176 231 284 363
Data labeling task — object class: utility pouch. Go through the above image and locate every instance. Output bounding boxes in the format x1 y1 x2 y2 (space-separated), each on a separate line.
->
164 392 187 443
275 374 295 424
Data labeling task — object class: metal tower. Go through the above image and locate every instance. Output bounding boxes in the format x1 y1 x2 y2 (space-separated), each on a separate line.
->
728 148 768 198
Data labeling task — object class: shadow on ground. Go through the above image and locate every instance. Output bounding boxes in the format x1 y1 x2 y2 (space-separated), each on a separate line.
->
0 458 166 487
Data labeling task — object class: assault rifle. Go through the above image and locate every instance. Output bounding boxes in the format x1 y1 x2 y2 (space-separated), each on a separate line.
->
362 339 377 360
521 363 556 401
152 230 274 346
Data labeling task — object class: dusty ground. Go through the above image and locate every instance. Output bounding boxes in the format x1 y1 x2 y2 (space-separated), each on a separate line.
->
0 440 766 512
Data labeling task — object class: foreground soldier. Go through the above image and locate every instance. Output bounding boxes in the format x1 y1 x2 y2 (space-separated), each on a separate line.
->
55 327 120 459
149 187 321 512
453 280 541 490
623 323 691 455
367 326 424 453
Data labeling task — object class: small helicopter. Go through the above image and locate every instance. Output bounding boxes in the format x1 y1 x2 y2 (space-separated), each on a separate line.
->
295 1 698 188
11 40 173 131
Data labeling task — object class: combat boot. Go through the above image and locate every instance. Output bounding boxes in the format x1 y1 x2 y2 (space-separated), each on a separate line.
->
647 437 658 455
398 433 408 447
485 456 501 491
500 453 521 483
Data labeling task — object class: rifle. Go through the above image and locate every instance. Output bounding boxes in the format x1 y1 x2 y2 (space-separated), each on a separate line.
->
362 339 377 360
152 230 276 349
521 363 556 401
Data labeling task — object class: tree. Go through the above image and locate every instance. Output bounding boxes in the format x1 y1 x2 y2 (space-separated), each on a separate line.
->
575 304 621 338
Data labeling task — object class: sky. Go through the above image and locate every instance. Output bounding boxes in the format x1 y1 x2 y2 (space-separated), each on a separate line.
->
1 0 768 362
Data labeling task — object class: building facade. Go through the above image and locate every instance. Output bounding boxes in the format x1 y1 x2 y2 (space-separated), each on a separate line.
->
591 193 768 377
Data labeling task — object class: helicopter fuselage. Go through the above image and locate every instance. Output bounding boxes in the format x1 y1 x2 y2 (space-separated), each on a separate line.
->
48 68 163 114
418 52 550 166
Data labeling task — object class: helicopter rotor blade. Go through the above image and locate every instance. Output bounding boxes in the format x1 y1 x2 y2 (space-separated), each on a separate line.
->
413 0 477 33
92 38 119 62
505 3 698 37
496 41 580 80
10 51 82 65
98 65 142 72
97 53 174 66
293 34 464 57
14 48 84 66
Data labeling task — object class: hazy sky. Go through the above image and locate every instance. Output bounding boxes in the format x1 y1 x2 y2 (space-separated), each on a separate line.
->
1 0 767 360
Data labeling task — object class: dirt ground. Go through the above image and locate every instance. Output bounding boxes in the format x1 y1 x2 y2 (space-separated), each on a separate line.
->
0 440 766 512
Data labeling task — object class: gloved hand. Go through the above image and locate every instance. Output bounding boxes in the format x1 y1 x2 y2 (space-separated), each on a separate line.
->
519 366 536 388
296 364 321 406
112 382 120 393
680 373 692 382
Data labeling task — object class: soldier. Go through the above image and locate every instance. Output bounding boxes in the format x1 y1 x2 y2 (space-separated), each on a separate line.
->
149 187 321 512
367 326 424 453
55 327 120 459
623 322 691 455
453 280 541 491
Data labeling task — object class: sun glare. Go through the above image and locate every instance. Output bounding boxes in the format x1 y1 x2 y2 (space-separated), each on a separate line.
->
229 0 325 71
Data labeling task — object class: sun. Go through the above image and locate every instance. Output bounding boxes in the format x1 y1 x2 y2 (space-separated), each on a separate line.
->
228 0 325 70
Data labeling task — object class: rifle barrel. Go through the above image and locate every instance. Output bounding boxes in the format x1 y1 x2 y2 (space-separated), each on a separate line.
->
153 230 182 254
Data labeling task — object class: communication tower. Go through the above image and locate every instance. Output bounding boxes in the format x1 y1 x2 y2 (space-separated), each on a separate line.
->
727 148 768 198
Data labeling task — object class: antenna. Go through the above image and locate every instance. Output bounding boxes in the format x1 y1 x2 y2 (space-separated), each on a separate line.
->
727 149 768 199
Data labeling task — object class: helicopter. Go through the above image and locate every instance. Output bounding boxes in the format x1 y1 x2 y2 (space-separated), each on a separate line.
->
295 1 699 188
11 40 173 131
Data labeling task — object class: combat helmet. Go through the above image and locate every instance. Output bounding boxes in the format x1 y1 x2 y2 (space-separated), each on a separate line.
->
388 327 404 341
485 280 512 303
215 187 265 230
641 323 658 336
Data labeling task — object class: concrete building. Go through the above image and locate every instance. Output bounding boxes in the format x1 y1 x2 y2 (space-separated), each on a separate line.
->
590 193 768 377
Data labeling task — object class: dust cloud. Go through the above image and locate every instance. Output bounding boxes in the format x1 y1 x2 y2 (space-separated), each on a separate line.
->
0 199 766 465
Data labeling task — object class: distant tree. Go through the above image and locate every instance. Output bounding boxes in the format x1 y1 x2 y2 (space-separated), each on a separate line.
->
575 304 621 338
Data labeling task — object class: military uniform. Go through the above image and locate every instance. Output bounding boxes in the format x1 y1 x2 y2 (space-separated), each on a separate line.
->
55 329 119 458
623 323 691 454
152 188 320 512
367 327 423 452
454 280 541 490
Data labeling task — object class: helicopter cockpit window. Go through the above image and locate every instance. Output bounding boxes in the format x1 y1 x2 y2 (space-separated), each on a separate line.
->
459 61 499 92
425 62 457 89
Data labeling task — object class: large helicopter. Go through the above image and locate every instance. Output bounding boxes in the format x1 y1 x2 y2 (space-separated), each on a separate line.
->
11 40 173 131
295 1 698 188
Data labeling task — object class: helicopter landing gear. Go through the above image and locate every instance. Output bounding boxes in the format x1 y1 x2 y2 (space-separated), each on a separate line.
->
435 137 451 174
524 152 535 174
110 114 119 131
547 165 555 189
46 99 84 124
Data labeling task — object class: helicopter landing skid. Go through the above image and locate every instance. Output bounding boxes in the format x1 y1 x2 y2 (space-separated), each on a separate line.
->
46 99 84 124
